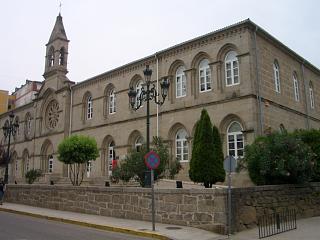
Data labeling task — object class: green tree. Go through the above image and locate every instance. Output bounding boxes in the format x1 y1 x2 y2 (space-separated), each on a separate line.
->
57 135 99 186
189 109 225 188
245 132 314 185
112 137 181 187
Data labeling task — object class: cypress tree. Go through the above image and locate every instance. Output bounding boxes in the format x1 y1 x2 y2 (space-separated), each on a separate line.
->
189 109 225 187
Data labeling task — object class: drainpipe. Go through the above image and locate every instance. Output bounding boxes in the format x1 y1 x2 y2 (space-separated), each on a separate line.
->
155 53 159 137
301 62 310 129
253 26 264 135
68 85 73 136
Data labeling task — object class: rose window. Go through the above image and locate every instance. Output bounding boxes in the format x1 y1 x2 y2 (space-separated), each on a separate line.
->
46 100 59 129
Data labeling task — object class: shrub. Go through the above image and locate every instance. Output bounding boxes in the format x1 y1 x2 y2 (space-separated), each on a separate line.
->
245 132 314 185
25 169 42 184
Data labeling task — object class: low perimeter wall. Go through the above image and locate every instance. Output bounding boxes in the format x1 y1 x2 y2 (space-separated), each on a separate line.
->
5 183 320 233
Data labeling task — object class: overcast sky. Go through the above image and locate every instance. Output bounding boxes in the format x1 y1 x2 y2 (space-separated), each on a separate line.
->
1 0 319 93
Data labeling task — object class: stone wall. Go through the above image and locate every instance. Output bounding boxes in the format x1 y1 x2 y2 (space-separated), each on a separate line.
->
5 183 320 233
5 185 227 233
233 183 320 231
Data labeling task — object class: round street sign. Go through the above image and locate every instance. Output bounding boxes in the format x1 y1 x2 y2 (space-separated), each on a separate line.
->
144 151 160 170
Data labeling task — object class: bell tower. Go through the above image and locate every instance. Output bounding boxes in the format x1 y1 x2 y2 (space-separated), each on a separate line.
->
43 13 69 80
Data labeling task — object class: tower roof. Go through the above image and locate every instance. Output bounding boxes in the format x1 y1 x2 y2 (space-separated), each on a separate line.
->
47 13 68 44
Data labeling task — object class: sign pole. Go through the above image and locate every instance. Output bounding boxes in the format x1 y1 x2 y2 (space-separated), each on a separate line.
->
228 163 232 237
144 151 160 232
151 169 155 231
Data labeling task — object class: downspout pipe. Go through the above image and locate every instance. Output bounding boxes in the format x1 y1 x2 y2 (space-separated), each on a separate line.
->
155 53 159 137
301 62 310 129
68 85 73 136
254 26 264 135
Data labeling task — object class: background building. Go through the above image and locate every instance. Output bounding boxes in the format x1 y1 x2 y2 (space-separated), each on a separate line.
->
0 14 319 185
13 80 42 108
0 90 15 114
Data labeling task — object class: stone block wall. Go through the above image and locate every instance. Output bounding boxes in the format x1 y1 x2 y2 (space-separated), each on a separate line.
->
233 183 320 231
5 183 320 233
5 185 227 233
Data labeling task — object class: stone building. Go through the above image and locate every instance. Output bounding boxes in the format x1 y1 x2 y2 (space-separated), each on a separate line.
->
13 80 42 108
0 14 319 185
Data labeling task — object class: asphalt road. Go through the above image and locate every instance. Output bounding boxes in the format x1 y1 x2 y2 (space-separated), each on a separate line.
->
0 211 152 240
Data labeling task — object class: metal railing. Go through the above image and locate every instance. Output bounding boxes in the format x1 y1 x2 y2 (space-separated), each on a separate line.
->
258 209 297 239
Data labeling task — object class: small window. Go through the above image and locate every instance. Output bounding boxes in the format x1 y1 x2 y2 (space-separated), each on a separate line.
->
59 48 65 66
293 73 300 102
309 82 315 109
273 61 281 93
135 81 143 108
108 141 115 176
176 66 186 98
109 89 116 114
176 129 189 162
25 113 32 137
225 51 239 86
86 160 92 178
227 122 244 159
86 96 93 120
48 155 53 173
48 47 55 67
135 136 143 152
199 59 211 92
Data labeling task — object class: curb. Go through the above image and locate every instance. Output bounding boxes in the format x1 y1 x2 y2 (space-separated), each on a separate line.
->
0 207 171 240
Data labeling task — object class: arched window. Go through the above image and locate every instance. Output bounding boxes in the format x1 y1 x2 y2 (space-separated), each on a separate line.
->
309 82 315 109
279 124 286 134
108 141 115 176
86 160 92 178
199 59 211 92
135 136 143 152
273 61 281 93
176 129 189 162
293 73 300 102
176 66 186 98
227 122 244 159
86 96 93 120
48 47 55 67
109 89 116 114
135 81 143 108
225 51 239 86
25 113 32 138
48 155 53 173
59 48 65 66
22 150 30 177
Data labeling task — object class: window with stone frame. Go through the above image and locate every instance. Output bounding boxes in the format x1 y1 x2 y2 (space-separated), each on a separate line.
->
273 60 281 93
135 136 143 152
135 80 143 108
293 73 300 102
107 141 115 176
45 100 60 130
309 82 315 109
199 59 211 92
25 112 32 138
176 129 189 162
48 155 53 173
225 51 239 86
86 95 93 120
108 89 116 114
86 160 92 178
227 121 244 159
176 66 186 98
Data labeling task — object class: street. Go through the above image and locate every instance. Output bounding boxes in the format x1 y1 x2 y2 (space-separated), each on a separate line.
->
0 211 152 240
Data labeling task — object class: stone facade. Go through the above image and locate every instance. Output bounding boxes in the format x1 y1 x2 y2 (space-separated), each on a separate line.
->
5 183 320 233
0 16 320 184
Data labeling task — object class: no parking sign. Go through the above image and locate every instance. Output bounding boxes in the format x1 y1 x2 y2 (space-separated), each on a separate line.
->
144 151 160 170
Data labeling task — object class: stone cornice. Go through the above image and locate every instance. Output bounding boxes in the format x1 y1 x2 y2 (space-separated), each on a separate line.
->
72 21 250 91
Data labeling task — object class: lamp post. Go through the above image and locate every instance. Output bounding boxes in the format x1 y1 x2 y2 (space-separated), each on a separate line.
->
2 111 19 184
128 65 170 231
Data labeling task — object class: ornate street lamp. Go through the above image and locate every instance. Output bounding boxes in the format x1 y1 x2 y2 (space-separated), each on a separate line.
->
128 65 169 231
2 111 19 184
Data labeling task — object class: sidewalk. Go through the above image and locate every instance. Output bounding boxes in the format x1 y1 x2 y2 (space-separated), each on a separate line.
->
0 203 319 240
